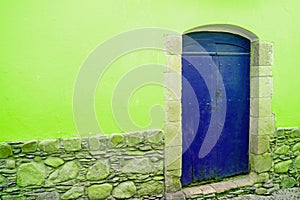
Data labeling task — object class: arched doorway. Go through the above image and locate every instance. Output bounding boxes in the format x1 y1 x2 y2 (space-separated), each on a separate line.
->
164 24 274 193
181 32 250 185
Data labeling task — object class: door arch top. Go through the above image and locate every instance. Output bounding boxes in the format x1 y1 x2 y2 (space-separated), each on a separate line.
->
184 24 259 42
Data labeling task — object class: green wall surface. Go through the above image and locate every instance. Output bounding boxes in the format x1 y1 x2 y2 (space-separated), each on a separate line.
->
1 0 300 141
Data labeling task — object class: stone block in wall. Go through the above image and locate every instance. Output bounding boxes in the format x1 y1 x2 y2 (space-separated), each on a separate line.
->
2 195 26 200
0 174 6 186
166 169 182 179
121 157 154 174
292 142 300 152
164 35 182 55
250 134 270 154
86 160 110 180
87 184 113 200
250 97 272 118
280 175 297 188
88 135 110 151
166 191 186 200
165 122 181 147
289 129 300 138
21 140 37 153
110 134 124 147
250 172 270 183
61 186 84 200
274 160 292 173
250 153 272 173
251 41 274 66
38 139 59 153
17 162 46 187
138 180 163 196
47 161 79 183
250 77 273 98
165 88 180 102
166 100 181 122
126 132 144 146
250 65 272 77
36 191 59 200
146 130 164 144
250 116 275 136
165 174 182 193
164 72 181 101
44 157 64 168
112 181 137 199
62 138 82 152
165 145 182 170
274 144 290 155
88 136 100 151
5 159 15 169
294 156 300 169
166 55 182 72
0 143 13 158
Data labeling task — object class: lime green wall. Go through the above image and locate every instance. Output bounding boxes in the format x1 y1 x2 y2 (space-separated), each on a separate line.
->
1 0 300 141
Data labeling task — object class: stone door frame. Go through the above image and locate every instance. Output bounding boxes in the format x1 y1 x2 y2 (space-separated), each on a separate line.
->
164 24 275 192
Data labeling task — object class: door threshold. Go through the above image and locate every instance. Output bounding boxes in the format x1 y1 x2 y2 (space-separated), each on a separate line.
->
182 175 254 198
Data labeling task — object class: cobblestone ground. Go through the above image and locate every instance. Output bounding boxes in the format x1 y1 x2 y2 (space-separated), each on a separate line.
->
231 188 300 200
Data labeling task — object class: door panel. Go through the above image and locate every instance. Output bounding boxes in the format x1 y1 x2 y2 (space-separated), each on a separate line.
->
181 32 250 185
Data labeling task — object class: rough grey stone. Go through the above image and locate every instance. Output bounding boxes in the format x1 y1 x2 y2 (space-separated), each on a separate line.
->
0 174 6 185
86 161 110 181
38 139 59 153
251 41 274 66
294 155 300 169
88 136 100 151
48 161 79 183
165 175 182 193
167 191 186 200
44 157 64 168
138 181 163 196
112 181 136 199
274 160 292 173
274 145 289 155
250 172 269 183
17 162 46 187
126 133 144 146
62 138 82 152
1 195 26 200
147 130 163 144
290 129 300 138
121 158 153 174
34 156 42 162
0 143 13 158
61 186 84 199
252 153 272 173
255 188 268 195
6 159 16 169
0 168 16 174
164 35 182 55
87 184 113 200
37 191 60 200
110 134 124 147
280 175 296 188
21 140 37 153
292 142 300 152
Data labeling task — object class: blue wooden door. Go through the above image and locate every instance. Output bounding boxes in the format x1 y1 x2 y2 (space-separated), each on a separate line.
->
181 32 250 185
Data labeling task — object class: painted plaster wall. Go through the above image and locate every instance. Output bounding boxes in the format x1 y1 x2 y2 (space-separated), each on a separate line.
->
0 0 300 141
